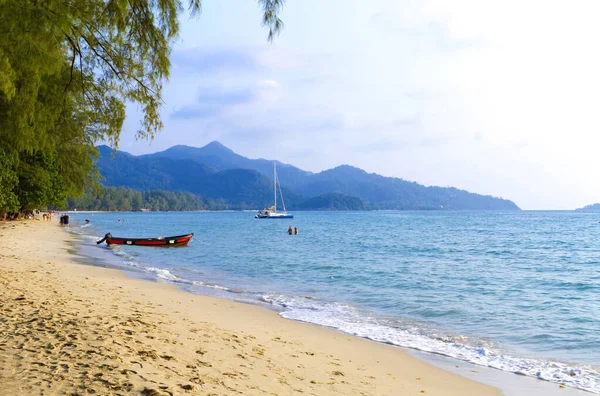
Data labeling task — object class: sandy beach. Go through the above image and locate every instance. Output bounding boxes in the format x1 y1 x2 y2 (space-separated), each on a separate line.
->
0 218 499 395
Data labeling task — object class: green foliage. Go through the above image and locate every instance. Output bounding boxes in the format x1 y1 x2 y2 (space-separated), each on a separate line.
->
0 0 286 215
261 0 286 42
65 185 217 212
0 151 19 213
0 0 285 146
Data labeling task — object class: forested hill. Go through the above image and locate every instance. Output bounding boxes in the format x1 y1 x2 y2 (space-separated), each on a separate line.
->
576 203 600 211
141 142 313 188
97 143 520 211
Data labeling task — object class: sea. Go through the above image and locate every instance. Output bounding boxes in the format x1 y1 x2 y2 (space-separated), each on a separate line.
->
66 210 600 393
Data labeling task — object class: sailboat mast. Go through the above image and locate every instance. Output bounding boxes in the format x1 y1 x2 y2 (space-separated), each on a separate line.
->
274 162 277 212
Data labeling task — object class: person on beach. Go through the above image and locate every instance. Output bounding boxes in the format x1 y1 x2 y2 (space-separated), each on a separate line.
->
294 227 298 235
63 214 69 228
288 226 293 235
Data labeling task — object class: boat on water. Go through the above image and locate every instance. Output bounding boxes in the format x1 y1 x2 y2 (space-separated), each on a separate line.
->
256 163 293 219
96 233 193 247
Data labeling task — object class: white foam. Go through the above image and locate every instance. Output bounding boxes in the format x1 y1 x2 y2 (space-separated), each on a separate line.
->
147 267 182 282
143 267 230 292
261 294 600 394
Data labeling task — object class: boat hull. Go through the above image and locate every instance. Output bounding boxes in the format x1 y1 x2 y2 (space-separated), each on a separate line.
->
99 233 193 247
255 214 294 219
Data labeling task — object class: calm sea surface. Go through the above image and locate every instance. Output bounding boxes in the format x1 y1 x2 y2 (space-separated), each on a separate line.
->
68 211 600 393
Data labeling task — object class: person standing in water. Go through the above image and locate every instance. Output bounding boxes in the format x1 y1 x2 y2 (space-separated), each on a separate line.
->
288 226 293 235
294 227 298 235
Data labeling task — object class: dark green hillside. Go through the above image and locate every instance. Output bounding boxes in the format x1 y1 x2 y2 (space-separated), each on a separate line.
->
297 193 365 210
295 165 518 210
96 143 520 211
143 142 313 187
199 169 301 209
97 145 216 192
66 186 215 212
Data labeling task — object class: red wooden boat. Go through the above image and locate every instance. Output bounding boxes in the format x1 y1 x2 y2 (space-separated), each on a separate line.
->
96 233 193 247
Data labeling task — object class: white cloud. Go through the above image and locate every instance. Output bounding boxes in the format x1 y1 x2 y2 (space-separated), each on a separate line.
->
117 0 600 209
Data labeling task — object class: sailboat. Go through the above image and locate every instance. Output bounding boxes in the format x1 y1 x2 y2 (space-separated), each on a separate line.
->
255 163 293 219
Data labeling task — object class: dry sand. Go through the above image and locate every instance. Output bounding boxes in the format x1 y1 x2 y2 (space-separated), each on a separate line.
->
0 218 500 395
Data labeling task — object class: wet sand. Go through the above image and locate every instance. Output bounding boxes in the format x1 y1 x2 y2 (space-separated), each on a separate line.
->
0 219 499 395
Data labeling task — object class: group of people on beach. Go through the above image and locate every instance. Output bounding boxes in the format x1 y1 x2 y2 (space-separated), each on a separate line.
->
59 214 70 227
287 226 299 235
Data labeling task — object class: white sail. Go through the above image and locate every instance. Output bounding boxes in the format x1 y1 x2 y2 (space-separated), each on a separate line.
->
255 162 293 219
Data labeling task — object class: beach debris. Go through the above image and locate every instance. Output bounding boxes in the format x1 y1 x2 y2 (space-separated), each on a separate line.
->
141 388 162 396
196 360 212 367
560 385 566 388
138 350 159 359
331 371 345 376
131 360 144 368
253 347 265 356
179 384 195 391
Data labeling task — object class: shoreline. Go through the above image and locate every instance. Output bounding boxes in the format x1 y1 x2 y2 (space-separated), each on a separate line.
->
68 221 597 395
0 218 500 395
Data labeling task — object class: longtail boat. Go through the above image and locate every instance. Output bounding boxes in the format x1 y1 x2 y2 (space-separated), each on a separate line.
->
96 233 193 247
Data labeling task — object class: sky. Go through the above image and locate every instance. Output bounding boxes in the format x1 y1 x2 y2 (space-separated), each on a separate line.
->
117 0 600 210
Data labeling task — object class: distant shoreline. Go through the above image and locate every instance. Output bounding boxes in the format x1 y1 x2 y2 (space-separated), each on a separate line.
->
64 208 528 214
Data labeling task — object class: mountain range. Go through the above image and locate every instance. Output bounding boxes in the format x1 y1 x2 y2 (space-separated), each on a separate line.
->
96 142 520 210
576 203 600 211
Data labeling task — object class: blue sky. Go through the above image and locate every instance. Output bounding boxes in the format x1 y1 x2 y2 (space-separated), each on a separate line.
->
118 0 600 210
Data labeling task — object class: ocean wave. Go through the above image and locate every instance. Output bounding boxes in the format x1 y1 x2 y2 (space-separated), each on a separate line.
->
261 294 600 394
142 267 230 292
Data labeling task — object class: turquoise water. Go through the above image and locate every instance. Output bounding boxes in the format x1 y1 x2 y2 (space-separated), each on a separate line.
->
69 211 600 393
